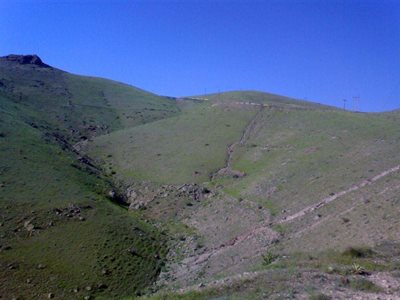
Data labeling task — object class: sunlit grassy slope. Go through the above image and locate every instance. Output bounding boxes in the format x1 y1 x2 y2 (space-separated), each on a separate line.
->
202 90 333 109
88 101 257 184
2 56 400 299
219 109 400 210
0 57 179 298
88 89 400 252
87 91 334 185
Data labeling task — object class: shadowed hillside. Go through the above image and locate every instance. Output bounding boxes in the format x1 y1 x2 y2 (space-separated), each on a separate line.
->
0 55 179 299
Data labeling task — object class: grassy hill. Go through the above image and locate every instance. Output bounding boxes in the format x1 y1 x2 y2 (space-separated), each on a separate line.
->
2 55 400 299
88 100 257 184
0 54 179 142
200 90 335 110
0 55 179 299
86 91 335 185
85 89 400 298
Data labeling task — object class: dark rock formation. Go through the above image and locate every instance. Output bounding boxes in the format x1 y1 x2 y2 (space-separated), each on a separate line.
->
0 54 51 68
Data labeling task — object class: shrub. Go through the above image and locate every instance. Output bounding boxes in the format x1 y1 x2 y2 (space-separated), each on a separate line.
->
351 263 365 275
262 251 278 266
342 247 374 258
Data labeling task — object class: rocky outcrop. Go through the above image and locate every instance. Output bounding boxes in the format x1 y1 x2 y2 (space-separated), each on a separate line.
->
0 54 51 68
175 184 212 201
127 183 213 211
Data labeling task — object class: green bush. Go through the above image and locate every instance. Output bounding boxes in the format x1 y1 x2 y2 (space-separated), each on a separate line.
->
262 251 278 266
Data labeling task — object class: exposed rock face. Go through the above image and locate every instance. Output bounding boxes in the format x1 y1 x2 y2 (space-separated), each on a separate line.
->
0 54 50 68
53 203 92 219
126 187 137 203
176 184 212 201
214 167 246 179
127 183 213 211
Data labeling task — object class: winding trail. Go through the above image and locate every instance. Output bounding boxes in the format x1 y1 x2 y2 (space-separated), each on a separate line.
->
211 106 265 179
179 219 276 268
277 164 400 224
180 163 400 276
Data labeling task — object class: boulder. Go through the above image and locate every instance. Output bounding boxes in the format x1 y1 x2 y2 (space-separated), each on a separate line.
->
128 202 145 210
126 187 137 203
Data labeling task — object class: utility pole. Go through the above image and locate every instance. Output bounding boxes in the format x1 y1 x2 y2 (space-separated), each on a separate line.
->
353 96 360 112
343 99 347 110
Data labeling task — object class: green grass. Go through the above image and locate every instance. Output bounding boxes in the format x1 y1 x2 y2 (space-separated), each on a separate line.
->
134 289 221 300
342 247 375 258
88 102 257 184
260 245 395 276
0 107 166 298
2 59 400 299
201 90 336 110
262 251 279 266
0 62 179 143
224 109 400 211
0 60 179 298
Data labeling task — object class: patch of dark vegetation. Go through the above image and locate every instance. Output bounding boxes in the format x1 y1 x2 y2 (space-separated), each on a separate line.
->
342 247 375 258
348 278 382 293
309 293 331 300
341 217 350 223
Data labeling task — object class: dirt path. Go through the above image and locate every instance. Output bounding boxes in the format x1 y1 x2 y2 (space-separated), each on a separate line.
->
183 163 400 275
174 268 400 299
179 219 276 268
211 106 264 178
277 164 400 224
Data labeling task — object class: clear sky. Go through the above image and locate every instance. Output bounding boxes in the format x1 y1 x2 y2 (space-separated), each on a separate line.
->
1 0 399 112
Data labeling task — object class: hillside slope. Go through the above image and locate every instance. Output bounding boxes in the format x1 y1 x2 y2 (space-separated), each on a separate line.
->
0 55 180 299
86 90 400 298
0 54 179 142
2 55 400 299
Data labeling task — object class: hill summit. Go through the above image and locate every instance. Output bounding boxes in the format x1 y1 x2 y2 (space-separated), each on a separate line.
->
0 54 50 68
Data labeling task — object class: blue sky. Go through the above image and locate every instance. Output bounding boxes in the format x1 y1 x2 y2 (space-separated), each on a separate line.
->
0 0 399 112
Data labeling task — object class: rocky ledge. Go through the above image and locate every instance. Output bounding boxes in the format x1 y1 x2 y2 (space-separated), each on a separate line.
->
0 54 51 68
